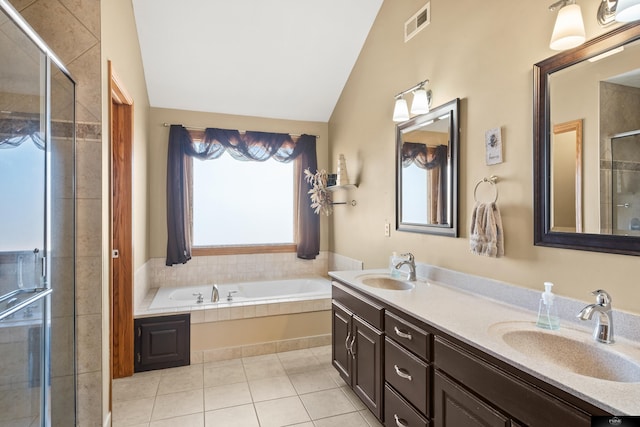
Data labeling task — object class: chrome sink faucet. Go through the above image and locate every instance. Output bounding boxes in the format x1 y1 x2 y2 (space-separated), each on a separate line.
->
394 253 416 281
577 289 614 344
212 284 219 302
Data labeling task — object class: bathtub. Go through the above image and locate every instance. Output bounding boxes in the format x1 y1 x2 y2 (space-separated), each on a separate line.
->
149 277 331 309
139 276 333 363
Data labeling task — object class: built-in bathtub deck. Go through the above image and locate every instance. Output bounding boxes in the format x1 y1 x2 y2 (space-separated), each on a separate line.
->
136 287 331 322
136 282 332 363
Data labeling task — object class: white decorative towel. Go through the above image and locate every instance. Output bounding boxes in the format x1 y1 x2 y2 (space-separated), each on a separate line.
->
469 202 504 258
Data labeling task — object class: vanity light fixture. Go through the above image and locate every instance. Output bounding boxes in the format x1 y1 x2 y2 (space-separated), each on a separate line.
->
392 79 432 122
549 0 586 51
616 0 640 22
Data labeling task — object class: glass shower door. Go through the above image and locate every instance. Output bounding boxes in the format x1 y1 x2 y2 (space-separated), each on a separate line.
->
611 131 640 236
1 1 76 425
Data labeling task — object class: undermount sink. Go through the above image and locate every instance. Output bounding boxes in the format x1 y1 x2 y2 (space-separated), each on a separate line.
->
355 274 415 291
489 322 640 383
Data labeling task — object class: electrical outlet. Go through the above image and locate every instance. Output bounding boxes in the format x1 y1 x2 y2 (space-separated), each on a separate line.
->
384 223 391 237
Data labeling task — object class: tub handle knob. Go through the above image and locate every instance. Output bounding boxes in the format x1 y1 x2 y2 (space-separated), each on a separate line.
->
227 290 238 302
192 292 204 304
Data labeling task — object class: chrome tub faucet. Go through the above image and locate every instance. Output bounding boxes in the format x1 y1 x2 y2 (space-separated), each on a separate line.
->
212 284 219 302
577 289 614 344
394 252 417 281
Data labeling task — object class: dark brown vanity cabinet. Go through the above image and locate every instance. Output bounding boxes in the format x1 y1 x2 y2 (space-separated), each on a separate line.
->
331 282 384 420
384 311 432 427
330 278 609 427
433 337 598 427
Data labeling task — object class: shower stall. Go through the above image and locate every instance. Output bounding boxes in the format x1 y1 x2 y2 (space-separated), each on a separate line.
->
0 1 76 425
611 130 640 236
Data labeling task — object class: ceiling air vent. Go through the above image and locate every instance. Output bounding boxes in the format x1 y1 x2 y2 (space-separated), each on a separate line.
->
405 2 431 42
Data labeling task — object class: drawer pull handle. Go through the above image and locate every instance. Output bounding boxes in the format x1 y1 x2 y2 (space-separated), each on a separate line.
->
394 414 408 427
394 326 413 340
394 364 412 381
349 335 357 358
345 333 351 353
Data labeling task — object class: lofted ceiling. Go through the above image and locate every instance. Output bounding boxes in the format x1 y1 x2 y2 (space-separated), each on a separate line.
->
132 0 383 122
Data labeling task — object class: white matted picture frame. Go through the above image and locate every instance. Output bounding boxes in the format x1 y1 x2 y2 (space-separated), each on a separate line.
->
485 127 503 165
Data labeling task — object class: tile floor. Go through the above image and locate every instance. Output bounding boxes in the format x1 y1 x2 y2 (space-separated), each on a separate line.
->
112 345 384 427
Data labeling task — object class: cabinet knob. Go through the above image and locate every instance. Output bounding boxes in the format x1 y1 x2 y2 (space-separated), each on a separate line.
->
394 326 413 340
394 364 413 381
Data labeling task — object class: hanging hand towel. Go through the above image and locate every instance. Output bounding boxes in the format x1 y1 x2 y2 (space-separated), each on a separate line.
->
469 202 504 257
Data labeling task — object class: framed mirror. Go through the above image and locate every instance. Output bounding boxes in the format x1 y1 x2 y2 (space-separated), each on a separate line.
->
534 22 640 255
396 98 460 236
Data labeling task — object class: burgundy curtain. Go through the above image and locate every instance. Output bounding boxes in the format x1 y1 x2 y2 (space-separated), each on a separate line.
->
166 125 319 266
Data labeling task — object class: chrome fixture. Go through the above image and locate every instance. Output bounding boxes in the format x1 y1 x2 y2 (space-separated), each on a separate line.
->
212 284 219 302
393 80 432 122
394 253 417 281
549 0 586 50
227 290 238 302
193 292 204 303
577 289 614 344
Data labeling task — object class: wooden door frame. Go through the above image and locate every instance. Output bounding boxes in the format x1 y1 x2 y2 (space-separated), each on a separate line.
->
108 61 134 380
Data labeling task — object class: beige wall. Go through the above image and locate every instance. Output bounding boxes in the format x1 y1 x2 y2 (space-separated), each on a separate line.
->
147 107 330 259
329 0 640 314
102 0 149 424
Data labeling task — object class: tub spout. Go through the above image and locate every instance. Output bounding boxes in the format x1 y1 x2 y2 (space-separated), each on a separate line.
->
212 284 219 303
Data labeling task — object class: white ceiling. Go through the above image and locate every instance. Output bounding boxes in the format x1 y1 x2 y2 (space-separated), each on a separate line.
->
132 0 383 122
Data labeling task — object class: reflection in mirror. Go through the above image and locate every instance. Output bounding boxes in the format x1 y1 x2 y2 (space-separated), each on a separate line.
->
534 22 640 255
396 98 459 236
551 120 582 232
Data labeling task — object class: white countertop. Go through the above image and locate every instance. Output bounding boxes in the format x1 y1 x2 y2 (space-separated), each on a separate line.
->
329 269 640 415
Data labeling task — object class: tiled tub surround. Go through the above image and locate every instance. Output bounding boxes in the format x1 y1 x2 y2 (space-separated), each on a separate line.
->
137 279 333 364
330 266 640 415
132 252 363 363
134 251 333 310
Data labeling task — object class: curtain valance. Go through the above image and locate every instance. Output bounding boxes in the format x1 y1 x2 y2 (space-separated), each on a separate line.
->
166 125 319 266
401 143 447 170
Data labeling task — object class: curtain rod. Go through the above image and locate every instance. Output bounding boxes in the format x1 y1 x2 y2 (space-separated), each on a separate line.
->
162 123 319 139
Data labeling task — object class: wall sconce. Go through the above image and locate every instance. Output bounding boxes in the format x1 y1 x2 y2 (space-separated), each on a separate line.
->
549 0 586 50
392 79 432 122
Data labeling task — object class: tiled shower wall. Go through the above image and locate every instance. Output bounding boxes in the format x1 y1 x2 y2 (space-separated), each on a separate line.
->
7 0 104 425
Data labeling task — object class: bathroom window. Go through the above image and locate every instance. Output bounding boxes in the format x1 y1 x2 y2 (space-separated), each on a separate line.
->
192 152 296 251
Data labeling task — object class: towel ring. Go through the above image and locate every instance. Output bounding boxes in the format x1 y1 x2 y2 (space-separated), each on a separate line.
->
474 175 498 203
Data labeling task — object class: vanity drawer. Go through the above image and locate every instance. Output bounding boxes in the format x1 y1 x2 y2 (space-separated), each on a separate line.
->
385 384 429 427
332 282 384 330
434 337 592 426
385 337 430 416
385 311 431 361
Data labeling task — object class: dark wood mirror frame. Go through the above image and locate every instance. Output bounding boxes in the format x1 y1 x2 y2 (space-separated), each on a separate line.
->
396 98 460 237
533 22 640 256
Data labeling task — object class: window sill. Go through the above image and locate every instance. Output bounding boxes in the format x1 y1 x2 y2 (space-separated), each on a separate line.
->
192 244 297 256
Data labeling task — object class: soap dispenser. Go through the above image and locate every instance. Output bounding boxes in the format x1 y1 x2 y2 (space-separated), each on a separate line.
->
536 282 560 330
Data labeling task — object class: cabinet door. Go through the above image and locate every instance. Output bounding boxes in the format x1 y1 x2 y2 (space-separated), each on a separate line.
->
332 301 353 384
434 371 510 427
353 315 384 420
134 314 190 372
